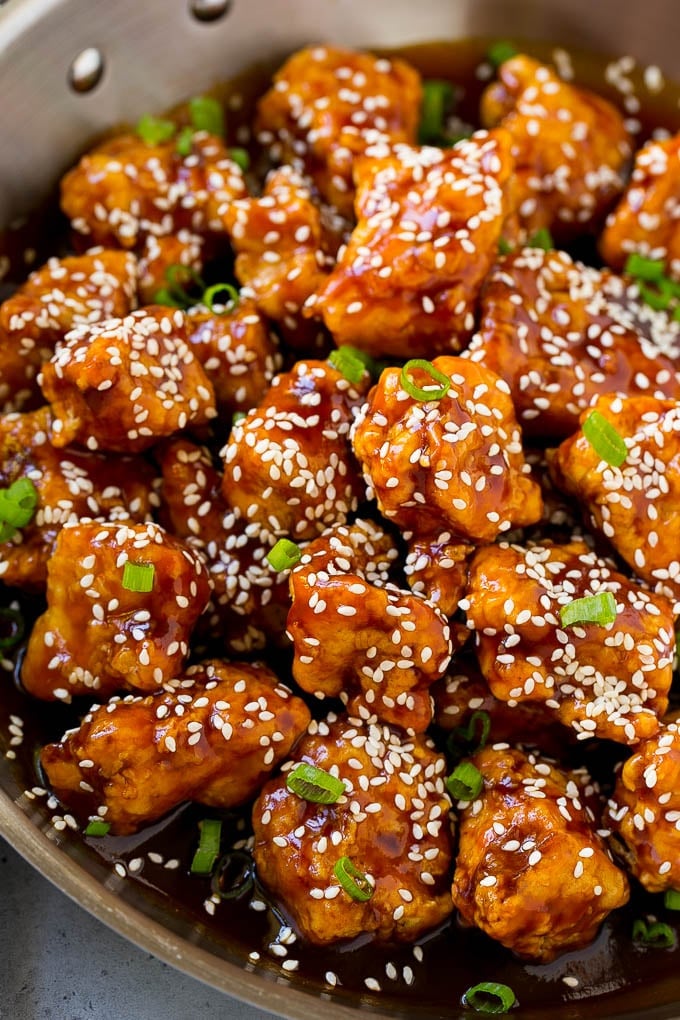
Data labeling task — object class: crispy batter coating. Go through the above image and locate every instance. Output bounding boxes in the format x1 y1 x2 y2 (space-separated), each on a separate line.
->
452 746 629 961
0 406 157 589
550 394 680 613
252 712 453 945
21 520 211 701
403 534 472 618
463 249 680 436
311 132 515 359
256 45 422 217
39 306 217 453
185 299 281 417
464 540 675 744
606 719 680 893
480 55 632 242
286 519 454 731
600 134 680 278
156 438 290 653
220 359 368 541
223 165 342 349
431 654 571 759
351 357 542 544
136 231 205 306
41 659 311 835
61 131 246 250
0 250 138 414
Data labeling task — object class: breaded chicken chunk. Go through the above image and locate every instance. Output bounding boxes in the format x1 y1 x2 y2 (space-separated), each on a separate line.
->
252 712 454 944
41 660 311 835
21 520 211 701
452 745 629 961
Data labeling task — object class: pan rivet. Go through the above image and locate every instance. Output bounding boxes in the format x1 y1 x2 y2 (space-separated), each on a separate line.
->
189 0 232 22
67 47 105 93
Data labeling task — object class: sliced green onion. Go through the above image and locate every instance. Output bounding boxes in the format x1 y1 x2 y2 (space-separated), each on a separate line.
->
581 410 628 467
660 276 680 300
0 607 24 651
400 359 451 402
122 561 155 593
487 41 518 68
176 125 195 157
498 238 514 256
463 981 517 1014
624 253 666 283
0 478 38 541
210 850 254 900
266 538 302 572
526 228 554 251
328 346 367 384
446 761 484 801
632 919 676 948
189 95 225 137
84 819 111 837
154 264 206 308
203 282 239 313
448 710 491 760
190 818 222 876
639 283 671 311
418 80 457 145
333 856 373 902
665 889 680 910
136 114 176 146
559 591 617 628
229 147 250 172
286 763 346 804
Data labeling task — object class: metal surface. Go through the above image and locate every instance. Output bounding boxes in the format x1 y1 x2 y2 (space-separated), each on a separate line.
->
1 1 680 1018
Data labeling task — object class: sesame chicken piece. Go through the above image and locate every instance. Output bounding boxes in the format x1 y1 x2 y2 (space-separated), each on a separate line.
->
156 438 290 653
185 299 282 417
606 718 680 893
600 134 680 279
0 406 157 589
480 55 632 243
136 231 205 306
21 520 211 702
549 394 680 612
252 712 454 945
463 249 680 437
452 745 629 962
220 359 369 541
61 131 246 251
351 357 542 545
286 519 454 732
403 534 473 618
255 45 422 218
39 307 217 453
465 541 675 744
222 165 342 350
311 131 515 359
41 659 311 835
431 654 571 759
0 249 138 414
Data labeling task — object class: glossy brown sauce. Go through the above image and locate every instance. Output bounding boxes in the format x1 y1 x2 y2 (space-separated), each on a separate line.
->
1 37 680 1019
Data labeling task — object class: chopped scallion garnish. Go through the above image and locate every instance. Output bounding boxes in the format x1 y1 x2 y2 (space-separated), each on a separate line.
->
639 283 671 311
665 889 680 910
203 282 239 313
210 850 254 900
136 114 176 146
154 264 206 309
624 253 666 283
266 538 302 572
400 359 451 402
328 346 367 385
446 761 484 801
559 591 617 629
418 79 457 145
286 763 346 804
190 818 222 876
0 607 24 651
526 227 554 251
0 477 38 542
463 981 517 1014
333 856 373 902
121 561 155 593
84 819 111 837
581 410 628 467
632 918 676 948
175 125 195 157
487 41 518 68
229 147 250 172
497 238 514 256
447 710 491 761
189 95 225 137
